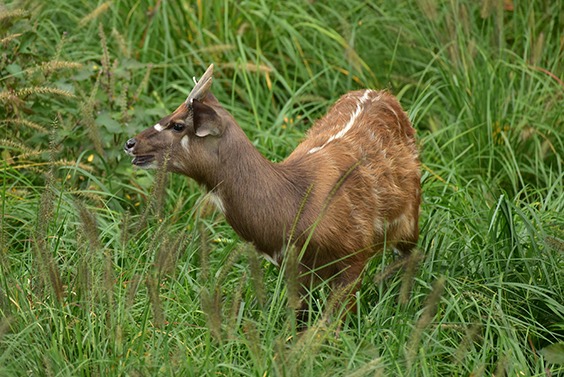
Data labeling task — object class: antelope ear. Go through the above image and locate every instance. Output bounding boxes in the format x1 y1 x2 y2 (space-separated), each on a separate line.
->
192 99 224 137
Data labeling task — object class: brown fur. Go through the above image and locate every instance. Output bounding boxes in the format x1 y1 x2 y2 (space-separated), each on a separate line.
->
124 72 421 321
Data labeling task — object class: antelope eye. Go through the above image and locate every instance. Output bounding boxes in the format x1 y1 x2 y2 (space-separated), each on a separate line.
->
171 122 185 132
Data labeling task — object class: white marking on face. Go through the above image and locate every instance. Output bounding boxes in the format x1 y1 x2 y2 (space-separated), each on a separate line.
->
154 123 164 132
308 90 376 154
181 135 189 152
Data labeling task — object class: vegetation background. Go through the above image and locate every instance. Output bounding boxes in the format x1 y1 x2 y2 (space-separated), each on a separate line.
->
1 0 563 375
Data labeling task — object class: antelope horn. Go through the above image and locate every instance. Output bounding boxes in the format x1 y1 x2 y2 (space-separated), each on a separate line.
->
186 64 214 105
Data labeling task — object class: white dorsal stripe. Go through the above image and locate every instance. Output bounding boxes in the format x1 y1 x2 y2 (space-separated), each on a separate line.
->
307 90 377 154
154 123 164 132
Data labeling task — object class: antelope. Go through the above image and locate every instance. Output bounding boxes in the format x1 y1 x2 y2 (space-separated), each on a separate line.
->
124 64 421 323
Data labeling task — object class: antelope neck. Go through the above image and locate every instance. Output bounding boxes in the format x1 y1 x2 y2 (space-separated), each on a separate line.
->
205 130 307 254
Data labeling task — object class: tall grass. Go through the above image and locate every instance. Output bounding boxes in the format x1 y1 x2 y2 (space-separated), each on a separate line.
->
1 0 563 375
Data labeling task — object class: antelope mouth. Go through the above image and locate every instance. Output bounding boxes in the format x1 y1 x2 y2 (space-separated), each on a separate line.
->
131 155 155 167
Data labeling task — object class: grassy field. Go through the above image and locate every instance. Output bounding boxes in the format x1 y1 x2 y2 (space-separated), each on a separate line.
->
1 0 563 375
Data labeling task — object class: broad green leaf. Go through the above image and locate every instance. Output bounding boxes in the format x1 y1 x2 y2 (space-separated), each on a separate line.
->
95 111 122 134
540 343 564 365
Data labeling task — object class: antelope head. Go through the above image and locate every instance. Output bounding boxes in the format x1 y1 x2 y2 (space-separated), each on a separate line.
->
124 64 227 180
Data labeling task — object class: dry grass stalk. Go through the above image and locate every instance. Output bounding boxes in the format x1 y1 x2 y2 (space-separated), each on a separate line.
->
79 2 111 27
134 161 169 234
246 246 266 309
494 355 507 377
1 118 48 133
155 232 188 277
98 24 112 95
406 276 446 370
81 69 105 157
0 9 29 22
0 316 13 342
33 170 64 302
399 249 423 305
0 138 45 160
126 274 142 309
0 33 23 44
285 317 330 376
75 231 92 301
152 157 169 221
74 200 101 303
373 253 409 284
215 245 244 289
346 357 385 377
471 364 486 377
116 80 129 121
228 271 246 340
119 211 131 248
111 28 130 58
545 235 564 253
133 63 153 102
9 159 93 173
74 200 101 252
145 274 164 328
453 324 482 365
109 58 119 99
197 222 210 284
284 245 301 311
102 250 114 310
481 0 512 18
22 60 82 76
329 277 359 318
196 221 217 337
530 32 545 66
222 61 272 73
416 0 438 21
0 87 75 102
201 287 222 343
203 245 246 342
242 319 261 361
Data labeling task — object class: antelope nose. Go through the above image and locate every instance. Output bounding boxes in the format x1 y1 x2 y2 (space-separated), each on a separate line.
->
124 138 136 151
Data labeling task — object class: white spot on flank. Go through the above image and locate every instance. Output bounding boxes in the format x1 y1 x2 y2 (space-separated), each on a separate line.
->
308 90 378 154
390 213 407 227
373 218 384 234
181 135 189 152
154 123 164 132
